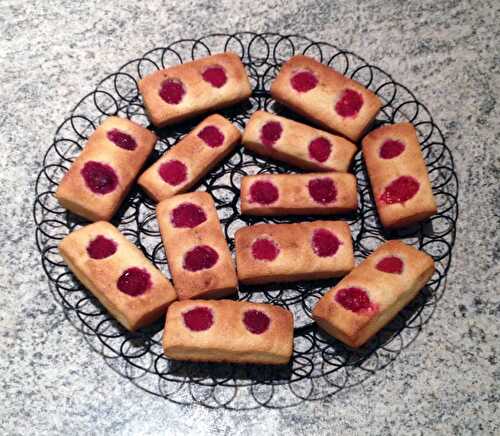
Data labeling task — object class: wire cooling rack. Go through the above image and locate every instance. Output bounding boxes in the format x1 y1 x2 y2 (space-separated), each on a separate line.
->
33 32 458 409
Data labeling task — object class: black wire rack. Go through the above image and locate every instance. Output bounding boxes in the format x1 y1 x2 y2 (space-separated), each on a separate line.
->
33 32 458 409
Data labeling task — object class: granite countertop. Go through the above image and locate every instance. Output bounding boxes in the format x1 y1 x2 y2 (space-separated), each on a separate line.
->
1 0 499 434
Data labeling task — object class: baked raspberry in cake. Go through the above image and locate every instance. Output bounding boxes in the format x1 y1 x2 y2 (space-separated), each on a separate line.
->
240 173 357 216
242 111 357 172
235 221 354 284
362 122 437 229
138 114 241 202
156 191 237 300
313 240 434 348
55 116 156 221
163 300 294 365
138 52 252 127
58 221 176 331
270 55 382 141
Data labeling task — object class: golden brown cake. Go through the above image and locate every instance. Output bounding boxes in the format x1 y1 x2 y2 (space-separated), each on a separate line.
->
235 221 354 284
139 52 252 127
156 192 237 300
270 55 382 141
58 221 177 331
55 116 156 221
313 240 434 348
240 173 357 216
138 114 241 202
242 111 357 172
163 300 294 364
362 122 437 229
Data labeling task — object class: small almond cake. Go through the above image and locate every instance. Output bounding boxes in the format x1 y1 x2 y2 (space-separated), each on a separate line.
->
240 173 357 216
139 52 252 127
270 55 382 142
362 122 437 229
163 300 294 365
56 116 156 221
242 111 357 172
156 192 237 300
313 240 434 348
235 221 354 284
59 221 177 331
138 114 240 202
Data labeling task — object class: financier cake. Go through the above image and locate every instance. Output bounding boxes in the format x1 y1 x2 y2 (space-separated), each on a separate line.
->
156 192 238 300
313 240 435 348
56 116 156 221
242 110 357 172
139 52 252 127
59 221 177 331
163 300 294 365
271 55 382 141
240 173 357 216
138 114 240 202
362 122 437 229
235 221 354 284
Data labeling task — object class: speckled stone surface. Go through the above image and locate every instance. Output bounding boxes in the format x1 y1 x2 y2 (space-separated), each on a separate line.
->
1 0 499 434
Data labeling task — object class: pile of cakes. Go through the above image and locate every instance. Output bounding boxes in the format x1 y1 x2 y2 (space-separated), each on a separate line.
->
56 52 437 365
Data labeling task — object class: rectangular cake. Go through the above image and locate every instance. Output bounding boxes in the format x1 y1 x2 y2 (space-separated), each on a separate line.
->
59 221 177 331
55 116 156 221
312 240 435 348
138 114 241 202
270 55 382 141
235 221 354 284
362 122 437 229
139 52 252 127
156 191 238 300
242 110 357 172
163 300 294 365
240 173 357 216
